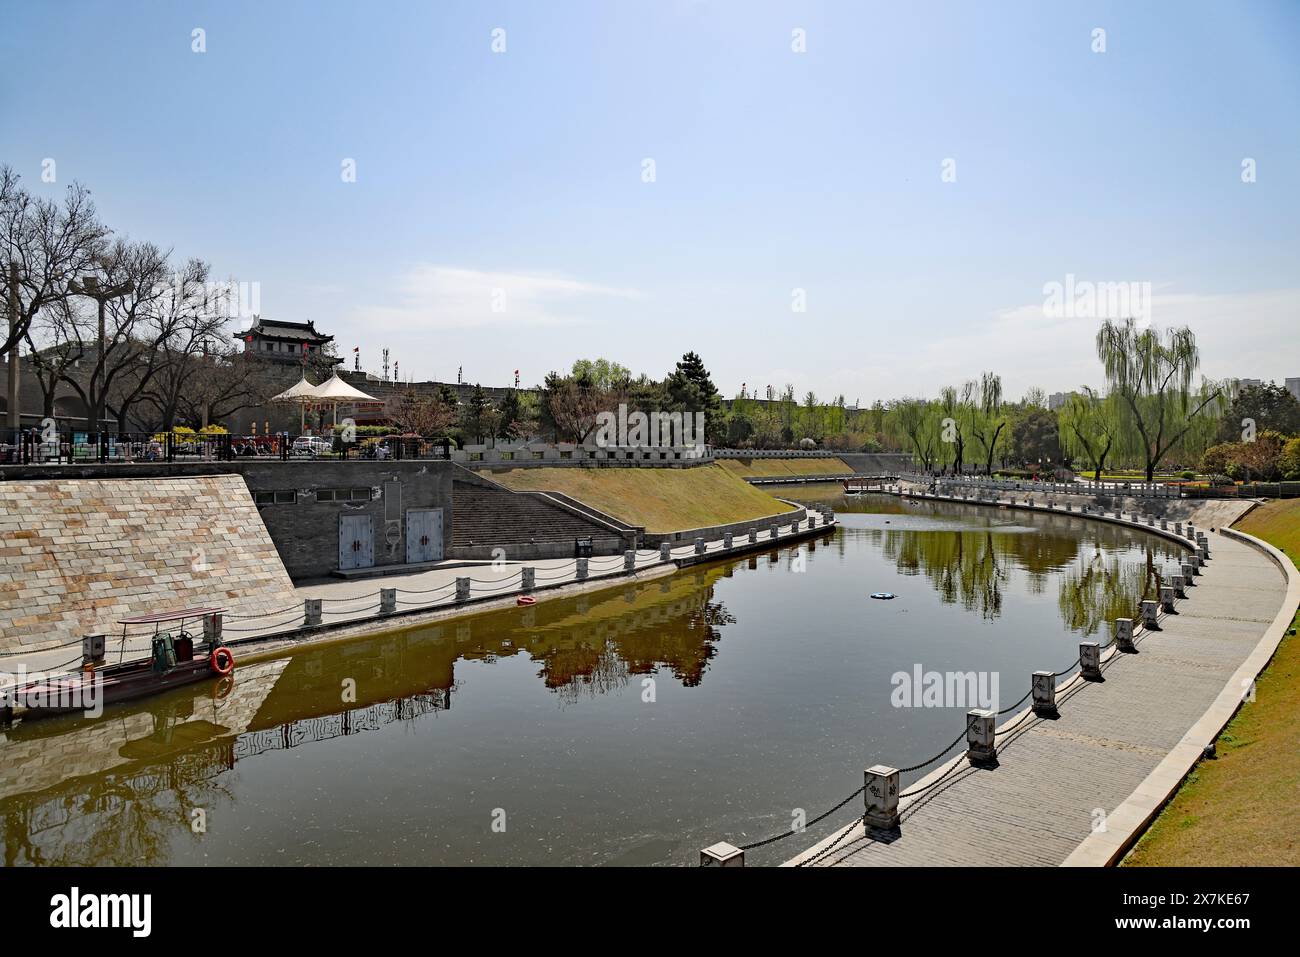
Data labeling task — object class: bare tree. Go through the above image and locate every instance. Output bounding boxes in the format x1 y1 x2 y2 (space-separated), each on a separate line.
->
60 238 169 430
0 167 106 360
131 259 231 429
22 299 85 418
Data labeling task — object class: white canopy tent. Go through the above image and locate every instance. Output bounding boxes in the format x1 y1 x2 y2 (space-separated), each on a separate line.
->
269 375 320 432
310 373 382 426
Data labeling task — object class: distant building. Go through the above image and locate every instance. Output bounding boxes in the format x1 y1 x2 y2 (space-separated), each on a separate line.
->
1048 391 1078 411
1234 377 1263 391
233 318 341 365
1286 377 1300 403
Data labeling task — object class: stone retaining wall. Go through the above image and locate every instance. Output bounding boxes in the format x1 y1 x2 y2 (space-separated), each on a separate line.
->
0 476 298 655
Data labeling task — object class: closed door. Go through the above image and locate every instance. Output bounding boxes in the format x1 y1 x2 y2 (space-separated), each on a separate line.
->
339 514 374 570
405 508 443 563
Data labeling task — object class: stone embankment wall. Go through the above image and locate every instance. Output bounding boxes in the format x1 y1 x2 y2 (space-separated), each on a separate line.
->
0 476 298 656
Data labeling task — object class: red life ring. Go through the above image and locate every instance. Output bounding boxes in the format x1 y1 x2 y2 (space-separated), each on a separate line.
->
210 646 236 676
516 595 536 607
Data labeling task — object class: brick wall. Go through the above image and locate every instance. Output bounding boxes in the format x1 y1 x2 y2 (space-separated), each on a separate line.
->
0 476 298 655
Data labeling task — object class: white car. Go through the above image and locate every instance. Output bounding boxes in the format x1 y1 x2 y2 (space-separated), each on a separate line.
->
292 436 334 457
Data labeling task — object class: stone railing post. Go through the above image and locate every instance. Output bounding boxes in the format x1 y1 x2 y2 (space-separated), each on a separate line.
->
380 588 396 614
576 558 589 580
659 542 672 562
699 842 744 867
724 531 734 549
1160 585 1176 612
1141 599 1160 629
521 568 535 592
966 710 996 765
863 765 900 831
1181 561 1195 584
82 633 106 667
748 528 757 544
769 526 779 541
1114 617 1135 653
304 598 322 626
1080 641 1102 680
203 613 222 645
624 549 636 571
455 577 471 602
694 537 706 555
1171 574 1186 599
1032 671 1057 717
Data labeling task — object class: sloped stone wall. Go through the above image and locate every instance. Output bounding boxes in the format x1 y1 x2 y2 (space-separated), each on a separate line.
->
0 476 297 655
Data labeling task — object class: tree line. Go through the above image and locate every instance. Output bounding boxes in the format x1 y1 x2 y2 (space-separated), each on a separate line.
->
1 166 274 432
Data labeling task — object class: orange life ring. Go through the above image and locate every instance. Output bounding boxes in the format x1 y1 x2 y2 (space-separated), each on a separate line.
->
516 595 536 607
210 646 236 676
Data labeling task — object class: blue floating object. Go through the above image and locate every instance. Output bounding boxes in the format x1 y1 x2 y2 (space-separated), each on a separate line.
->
870 592 896 600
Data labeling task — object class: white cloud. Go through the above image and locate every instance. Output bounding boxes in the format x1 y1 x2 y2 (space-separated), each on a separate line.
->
352 264 640 331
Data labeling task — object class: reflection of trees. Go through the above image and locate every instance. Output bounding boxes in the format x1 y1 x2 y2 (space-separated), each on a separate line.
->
884 530 1010 620
1057 546 1161 638
2 735 234 867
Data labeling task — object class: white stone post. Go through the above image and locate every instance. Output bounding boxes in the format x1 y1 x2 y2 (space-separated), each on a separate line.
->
1181 561 1195 583
1032 671 1056 717
659 542 672 561
455 578 471 602
1114 617 1135 652
82 633 106 666
748 528 757 544
699 842 745 867
304 598 322 626
724 531 734 548
203 613 222 645
576 558 589 580
380 588 396 614
1081 641 1102 680
521 568 535 592
966 710 997 765
863 765 900 830
1141 599 1160 629
624 549 636 571
1160 585 1176 612
694 537 706 555
1175 522 1183 536
769 526 779 541
1171 575 1186 599
1160 518 1168 530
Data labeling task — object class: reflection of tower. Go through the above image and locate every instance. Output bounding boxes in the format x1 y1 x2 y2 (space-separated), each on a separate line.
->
382 348 390 382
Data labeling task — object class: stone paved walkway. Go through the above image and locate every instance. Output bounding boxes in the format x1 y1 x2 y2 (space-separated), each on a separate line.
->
784 494 1292 867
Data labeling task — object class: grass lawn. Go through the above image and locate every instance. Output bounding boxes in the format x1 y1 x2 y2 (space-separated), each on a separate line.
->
1123 498 1300 866
718 456 852 478
482 464 795 533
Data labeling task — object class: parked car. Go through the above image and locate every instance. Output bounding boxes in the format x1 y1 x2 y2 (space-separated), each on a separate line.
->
292 436 334 457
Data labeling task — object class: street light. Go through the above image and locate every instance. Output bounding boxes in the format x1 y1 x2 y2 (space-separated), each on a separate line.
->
69 269 134 432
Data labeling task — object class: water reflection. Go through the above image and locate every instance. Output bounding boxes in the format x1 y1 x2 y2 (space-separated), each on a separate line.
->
1 493 1182 866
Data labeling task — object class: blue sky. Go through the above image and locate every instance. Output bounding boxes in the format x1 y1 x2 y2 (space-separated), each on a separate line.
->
2 0 1297 402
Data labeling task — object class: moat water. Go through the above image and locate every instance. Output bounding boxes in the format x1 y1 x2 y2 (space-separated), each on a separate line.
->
0 491 1184 866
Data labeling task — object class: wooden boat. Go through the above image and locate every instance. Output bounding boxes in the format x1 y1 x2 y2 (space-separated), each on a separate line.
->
4 607 235 721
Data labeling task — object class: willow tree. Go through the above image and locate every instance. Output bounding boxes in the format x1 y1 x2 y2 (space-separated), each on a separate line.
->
1096 320 1223 481
887 398 943 471
1058 387 1119 482
968 372 1007 475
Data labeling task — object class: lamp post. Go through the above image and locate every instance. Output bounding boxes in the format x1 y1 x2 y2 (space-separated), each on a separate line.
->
5 261 18 432
68 272 133 432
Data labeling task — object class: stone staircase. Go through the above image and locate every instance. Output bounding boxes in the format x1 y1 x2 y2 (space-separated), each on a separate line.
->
450 479 626 557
